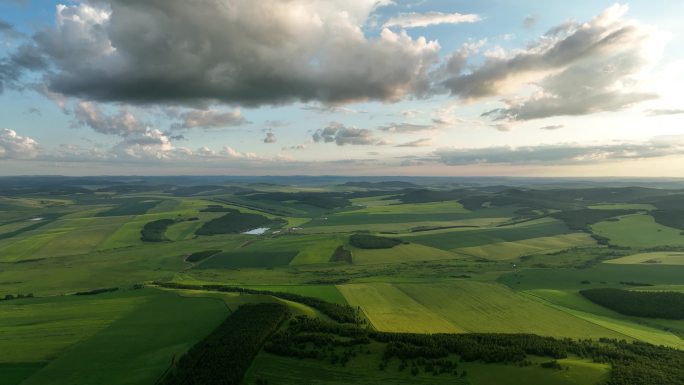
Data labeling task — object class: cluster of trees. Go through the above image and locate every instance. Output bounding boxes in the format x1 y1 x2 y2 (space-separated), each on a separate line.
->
195 211 283 235
154 282 361 324
550 209 635 231
185 250 222 263
160 303 288 385
349 234 403 249
2 293 34 301
140 219 177 242
264 316 684 385
74 287 119 296
652 210 684 231
265 316 370 366
200 205 235 212
329 246 352 263
580 288 684 319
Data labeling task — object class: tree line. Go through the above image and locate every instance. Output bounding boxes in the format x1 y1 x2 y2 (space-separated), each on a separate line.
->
159 303 288 385
153 282 361 324
580 288 684 319
264 316 684 385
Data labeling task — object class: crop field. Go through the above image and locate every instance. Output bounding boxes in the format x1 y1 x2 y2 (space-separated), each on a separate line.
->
350 243 464 264
591 214 684 247
454 233 596 261
604 251 684 265
197 250 299 268
2 178 684 385
404 220 572 251
339 281 624 338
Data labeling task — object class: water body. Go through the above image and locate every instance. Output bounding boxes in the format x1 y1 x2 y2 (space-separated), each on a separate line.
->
242 227 269 235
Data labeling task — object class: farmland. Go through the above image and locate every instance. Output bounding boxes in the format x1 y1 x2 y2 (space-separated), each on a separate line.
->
2 176 684 384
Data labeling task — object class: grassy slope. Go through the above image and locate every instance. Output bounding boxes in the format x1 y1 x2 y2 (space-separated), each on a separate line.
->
338 281 622 339
245 350 608 385
522 289 684 349
0 291 146 363
20 289 228 385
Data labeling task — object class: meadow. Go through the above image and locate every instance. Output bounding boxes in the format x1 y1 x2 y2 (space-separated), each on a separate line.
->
2 177 684 384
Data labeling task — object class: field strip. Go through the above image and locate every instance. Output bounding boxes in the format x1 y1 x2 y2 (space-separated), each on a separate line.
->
394 281 623 339
337 283 462 333
452 233 596 261
604 251 684 265
521 291 684 349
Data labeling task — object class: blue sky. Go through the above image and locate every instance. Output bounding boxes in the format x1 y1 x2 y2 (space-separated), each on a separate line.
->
0 0 683 176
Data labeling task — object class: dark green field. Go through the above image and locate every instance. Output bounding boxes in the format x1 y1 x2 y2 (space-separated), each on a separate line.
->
2 176 684 385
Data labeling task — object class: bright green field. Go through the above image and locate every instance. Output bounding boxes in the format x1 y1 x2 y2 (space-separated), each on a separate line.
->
351 242 464 265
338 281 623 339
591 214 684 248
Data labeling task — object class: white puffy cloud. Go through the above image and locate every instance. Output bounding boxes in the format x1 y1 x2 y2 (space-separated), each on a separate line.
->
442 4 666 121
396 138 432 147
0 129 39 159
383 11 480 29
72 101 147 136
313 122 389 146
172 108 247 130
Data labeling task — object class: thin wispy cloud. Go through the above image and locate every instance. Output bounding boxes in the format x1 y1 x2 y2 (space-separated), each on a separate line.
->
384 11 481 29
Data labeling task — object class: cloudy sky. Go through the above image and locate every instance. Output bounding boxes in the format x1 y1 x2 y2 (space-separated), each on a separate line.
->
0 0 683 176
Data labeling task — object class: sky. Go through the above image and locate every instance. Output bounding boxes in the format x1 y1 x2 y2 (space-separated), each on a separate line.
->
0 0 683 176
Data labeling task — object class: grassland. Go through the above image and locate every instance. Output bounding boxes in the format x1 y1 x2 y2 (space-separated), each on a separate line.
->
3 179 684 385
404 220 572 251
454 233 596 261
244 349 609 385
338 281 623 339
20 289 228 385
591 214 684 248
350 243 464 265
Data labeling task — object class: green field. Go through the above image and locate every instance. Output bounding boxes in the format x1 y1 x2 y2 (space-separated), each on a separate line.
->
338 281 623 339
604 251 684 265
20 289 228 385
454 233 596 261
591 214 684 248
404 220 572 251
2 178 684 385
351 242 464 264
